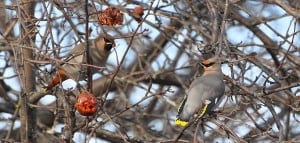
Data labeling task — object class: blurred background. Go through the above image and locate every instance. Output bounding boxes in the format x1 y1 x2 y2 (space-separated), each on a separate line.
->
0 0 299 142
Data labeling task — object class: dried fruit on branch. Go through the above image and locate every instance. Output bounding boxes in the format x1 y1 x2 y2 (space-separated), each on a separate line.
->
99 7 124 25
75 92 98 116
132 6 144 23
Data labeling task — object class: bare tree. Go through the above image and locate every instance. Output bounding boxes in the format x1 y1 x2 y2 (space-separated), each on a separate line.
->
0 0 299 143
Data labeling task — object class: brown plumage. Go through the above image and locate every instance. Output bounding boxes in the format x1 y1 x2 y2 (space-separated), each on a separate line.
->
45 34 115 91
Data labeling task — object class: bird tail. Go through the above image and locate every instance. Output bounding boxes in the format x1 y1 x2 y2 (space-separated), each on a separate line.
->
174 119 188 127
174 102 210 127
175 96 188 127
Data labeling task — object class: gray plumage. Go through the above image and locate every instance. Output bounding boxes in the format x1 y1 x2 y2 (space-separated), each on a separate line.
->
175 56 225 126
36 108 55 130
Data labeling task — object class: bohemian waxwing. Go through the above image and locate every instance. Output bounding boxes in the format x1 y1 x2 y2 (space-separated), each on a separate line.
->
175 56 225 127
45 34 115 91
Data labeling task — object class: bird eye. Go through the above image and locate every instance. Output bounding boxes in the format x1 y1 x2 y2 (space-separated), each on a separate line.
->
103 38 114 51
202 62 215 67
104 43 113 51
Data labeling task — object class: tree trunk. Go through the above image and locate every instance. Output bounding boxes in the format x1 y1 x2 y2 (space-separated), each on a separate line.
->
18 0 36 142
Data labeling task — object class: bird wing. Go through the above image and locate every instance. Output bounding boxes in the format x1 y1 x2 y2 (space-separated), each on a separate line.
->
176 94 187 118
64 43 86 63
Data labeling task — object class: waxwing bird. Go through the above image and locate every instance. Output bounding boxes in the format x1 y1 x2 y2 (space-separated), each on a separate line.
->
45 34 115 91
175 56 225 127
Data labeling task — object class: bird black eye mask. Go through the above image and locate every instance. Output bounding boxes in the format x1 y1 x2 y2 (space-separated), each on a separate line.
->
104 38 114 51
104 42 113 51
202 62 215 67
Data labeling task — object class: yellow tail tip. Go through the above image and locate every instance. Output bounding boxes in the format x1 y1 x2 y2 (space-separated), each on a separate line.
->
175 119 188 127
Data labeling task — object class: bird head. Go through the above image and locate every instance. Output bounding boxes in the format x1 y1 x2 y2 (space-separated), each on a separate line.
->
200 56 222 73
95 34 116 53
